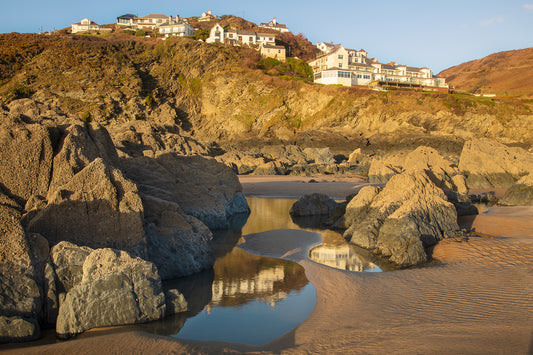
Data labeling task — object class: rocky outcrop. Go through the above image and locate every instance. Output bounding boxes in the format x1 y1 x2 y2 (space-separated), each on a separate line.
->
344 171 461 266
0 193 42 342
500 174 533 206
50 241 93 293
368 152 406 184
458 138 533 188
56 248 166 338
165 289 188 316
121 153 249 230
290 193 339 217
26 158 147 256
0 117 53 205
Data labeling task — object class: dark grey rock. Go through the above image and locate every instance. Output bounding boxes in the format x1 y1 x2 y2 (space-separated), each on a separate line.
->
290 193 339 217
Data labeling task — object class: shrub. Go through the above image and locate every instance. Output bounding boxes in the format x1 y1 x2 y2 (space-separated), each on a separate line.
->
135 29 147 37
144 93 153 107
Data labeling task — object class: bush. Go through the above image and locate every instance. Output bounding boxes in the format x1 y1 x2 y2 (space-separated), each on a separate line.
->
144 93 153 107
135 29 147 37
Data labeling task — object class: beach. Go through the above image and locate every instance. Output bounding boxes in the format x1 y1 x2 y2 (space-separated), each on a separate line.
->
3 175 532 354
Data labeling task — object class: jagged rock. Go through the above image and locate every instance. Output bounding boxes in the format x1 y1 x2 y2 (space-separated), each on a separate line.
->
108 121 208 158
368 153 404 184
0 193 42 341
51 241 93 293
344 171 460 266
261 145 308 165
500 174 533 206
303 147 335 165
252 161 288 175
165 289 188 316
120 153 249 230
459 138 533 188
48 123 119 195
347 148 362 164
142 194 214 279
56 248 165 338
290 193 339 217
0 117 53 205
0 316 39 343
216 152 266 175
26 158 146 256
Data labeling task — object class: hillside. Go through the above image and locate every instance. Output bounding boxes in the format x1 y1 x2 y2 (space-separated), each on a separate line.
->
439 47 533 98
1 33 532 158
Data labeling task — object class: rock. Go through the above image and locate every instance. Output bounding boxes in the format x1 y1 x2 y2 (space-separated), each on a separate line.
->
142 194 214 279
48 123 119 194
368 154 404 184
290 193 339 217
165 289 188 316
121 153 249 230
216 152 266 175
458 138 533 188
0 316 39 343
261 145 308 165
56 248 165 338
344 171 460 266
347 148 362 164
51 241 93 293
108 121 208 158
0 193 42 340
303 147 335 165
0 117 53 205
26 158 146 256
252 161 288 175
500 174 533 206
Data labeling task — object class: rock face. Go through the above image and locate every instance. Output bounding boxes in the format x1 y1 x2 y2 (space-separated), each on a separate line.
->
290 193 339 217
56 248 165 338
165 289 188 316
343 171 460 266
121 153 249 230
500 174 533 206
26 158 147 256
458 138 533 188
51 241 93 293
0 193 42 342
0 117 53 205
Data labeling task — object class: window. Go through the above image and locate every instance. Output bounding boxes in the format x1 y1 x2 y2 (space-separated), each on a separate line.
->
357 74 362 78
338 55 344 59
278 50 281 53
339 63 343 68
238 36 242 41
339 71 350 78
364 75 371 79
228 33 233 38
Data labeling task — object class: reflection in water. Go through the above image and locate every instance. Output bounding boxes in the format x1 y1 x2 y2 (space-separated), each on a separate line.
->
141 197 394 345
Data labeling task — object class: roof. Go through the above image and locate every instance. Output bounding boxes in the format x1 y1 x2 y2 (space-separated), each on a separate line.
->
117 14 137 20
73 20 100 26
141 14 169 19
236 30 256 35
159 20 188 27
262 45 285 49
260 22 288 29
257 33 274 37
406 66 423 73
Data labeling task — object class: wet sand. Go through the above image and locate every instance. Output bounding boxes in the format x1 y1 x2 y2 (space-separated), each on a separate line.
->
3 176 532 354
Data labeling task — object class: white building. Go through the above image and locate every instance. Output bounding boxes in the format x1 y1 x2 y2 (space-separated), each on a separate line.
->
198 10 218 22
159 20 195 37
206 23 276 46
71 18 101 34
259 18 289 33
309 44 448 91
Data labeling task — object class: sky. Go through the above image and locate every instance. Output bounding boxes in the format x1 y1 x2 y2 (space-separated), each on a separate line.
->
1 0 532 73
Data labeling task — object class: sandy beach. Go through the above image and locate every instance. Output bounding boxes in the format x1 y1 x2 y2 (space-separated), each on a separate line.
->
3 175 532 354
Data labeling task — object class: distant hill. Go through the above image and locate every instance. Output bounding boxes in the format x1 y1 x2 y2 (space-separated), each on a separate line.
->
439 47 533 98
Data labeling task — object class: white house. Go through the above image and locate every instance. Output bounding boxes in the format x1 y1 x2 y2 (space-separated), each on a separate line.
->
199 10 218 22
309 44 448 90
72 19 101 34
259 18 289 33
159 20 195 37
116 14 137 27
206 24 275 46
135 14 170 30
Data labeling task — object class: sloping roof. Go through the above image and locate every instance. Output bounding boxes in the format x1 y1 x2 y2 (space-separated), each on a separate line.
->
141 14 169 19
406 66 423 72
236 30 256 35
117 14 137 20
260 22 288 29
73 20 100 26
262 44 285 49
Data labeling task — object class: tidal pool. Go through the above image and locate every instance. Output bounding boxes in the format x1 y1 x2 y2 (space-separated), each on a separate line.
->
137 197 395 345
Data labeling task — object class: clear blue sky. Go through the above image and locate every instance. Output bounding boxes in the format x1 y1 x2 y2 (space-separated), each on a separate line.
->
1 0 532 73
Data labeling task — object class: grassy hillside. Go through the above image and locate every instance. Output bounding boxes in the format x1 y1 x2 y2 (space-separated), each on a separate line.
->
1 33 532 155
439 47 533 98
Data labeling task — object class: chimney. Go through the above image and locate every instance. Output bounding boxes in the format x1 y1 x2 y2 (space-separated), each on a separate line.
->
208 10 212 15
273 17 277 25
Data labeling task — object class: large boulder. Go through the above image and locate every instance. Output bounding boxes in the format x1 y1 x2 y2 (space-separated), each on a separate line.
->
0 193 42 342
368 152 405 184
120 153 249 230
50 241 93 293
26 158 146 256
500 174 533 206
303 147 335 165
0 117 54 205
458 138 533 188
290 193 339 217
344 171 460 266
56 248 166 338
142 194 214 279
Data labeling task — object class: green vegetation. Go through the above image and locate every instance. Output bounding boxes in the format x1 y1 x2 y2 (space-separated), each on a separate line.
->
193 29 210 41
144 93 153 107
135 29 147 37
258 57 314 82
80 111 92 123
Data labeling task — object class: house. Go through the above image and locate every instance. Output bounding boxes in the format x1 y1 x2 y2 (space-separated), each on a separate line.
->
159 19 195 37
309 44 448 91
198 10 218 22
71 18 101 34
136 14 171 30
206 24 276 46
259 18 289 33
260 44 286 61
316 42 336 54
116 14 137 27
